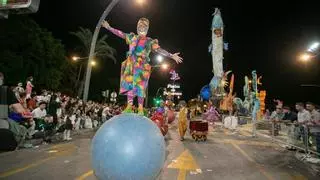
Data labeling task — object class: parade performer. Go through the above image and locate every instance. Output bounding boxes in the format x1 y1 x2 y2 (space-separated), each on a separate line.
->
25 77 34 99
150 105 168 136
202 101 220 124
102 18 183 115
178 101 188 141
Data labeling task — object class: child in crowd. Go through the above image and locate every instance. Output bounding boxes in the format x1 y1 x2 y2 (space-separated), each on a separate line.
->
84 112 93 129
63 112 73 141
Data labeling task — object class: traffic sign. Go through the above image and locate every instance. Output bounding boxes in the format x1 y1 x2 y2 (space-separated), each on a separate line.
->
0 0 40 17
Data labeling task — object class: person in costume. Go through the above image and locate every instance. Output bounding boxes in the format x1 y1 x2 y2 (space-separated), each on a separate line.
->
102 18 183 115
178 101 188 141
202 101 220 124
13 82 25 100
150 104 168 136
26 76 34 99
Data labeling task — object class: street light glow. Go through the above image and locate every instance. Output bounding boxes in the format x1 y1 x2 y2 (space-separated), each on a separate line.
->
300 53 311 62
72 56 79 61
157 55 163 63
90 61 97 66
161 63 169 70
309 42 319 51
136 0 145 6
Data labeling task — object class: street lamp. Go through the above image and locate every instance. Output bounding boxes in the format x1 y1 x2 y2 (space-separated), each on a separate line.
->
145 63 169 108
72 56 80 61
299 53 312 62
136 0 145 5
156 55 163 63
83 0 145 102
308 42 319 52
90 60 97 66
161 63 169 70
71 55 96 97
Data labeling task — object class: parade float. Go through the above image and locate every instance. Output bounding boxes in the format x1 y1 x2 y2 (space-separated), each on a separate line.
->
189 120 209 142
208 8 229 105
198 8 268 129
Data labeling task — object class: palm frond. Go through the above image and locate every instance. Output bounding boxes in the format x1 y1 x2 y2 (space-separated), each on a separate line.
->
70 27 117 63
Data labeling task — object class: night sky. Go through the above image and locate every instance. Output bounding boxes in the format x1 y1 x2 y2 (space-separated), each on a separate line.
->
30 0 320 107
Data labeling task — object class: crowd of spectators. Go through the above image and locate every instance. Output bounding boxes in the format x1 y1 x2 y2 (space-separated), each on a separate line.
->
0 74 123 151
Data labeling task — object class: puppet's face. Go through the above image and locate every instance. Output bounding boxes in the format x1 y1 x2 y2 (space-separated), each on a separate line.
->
214 29 222 37
137 18 149 36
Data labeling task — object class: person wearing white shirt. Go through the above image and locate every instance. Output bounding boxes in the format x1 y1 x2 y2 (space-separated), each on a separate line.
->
296 103 311 124
296 102 311 148
102 106 112 122
29 102 47 138
32 102 47 119
306 102 320 156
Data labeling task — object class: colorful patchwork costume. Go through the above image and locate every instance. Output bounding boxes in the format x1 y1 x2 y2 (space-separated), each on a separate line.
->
109 29 159 98
103 18 182 115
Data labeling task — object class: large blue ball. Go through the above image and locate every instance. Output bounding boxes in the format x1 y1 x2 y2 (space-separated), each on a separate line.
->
91 113 166 180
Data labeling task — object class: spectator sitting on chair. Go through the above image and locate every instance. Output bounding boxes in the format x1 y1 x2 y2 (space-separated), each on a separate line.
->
32 102 47 119
31 102 47 137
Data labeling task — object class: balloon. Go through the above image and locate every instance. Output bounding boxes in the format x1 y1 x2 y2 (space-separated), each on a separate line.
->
200 85 211 101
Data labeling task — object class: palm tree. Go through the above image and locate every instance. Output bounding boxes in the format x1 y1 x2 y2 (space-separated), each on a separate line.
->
70 27 117 97
71 27 116 62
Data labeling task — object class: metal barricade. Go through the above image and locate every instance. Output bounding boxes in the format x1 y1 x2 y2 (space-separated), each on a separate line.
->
251 120 320 158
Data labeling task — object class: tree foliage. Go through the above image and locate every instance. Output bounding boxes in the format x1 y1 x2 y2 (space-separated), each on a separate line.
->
0 16 70 92
70 27 117 63
70 27 117 98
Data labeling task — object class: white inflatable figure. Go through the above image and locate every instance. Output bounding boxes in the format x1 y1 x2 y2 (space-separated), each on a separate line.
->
224 115 238 130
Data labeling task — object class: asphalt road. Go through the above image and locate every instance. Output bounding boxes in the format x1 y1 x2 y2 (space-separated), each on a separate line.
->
0 120 319 180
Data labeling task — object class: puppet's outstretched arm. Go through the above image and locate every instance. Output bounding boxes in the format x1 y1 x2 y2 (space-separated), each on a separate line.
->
152 41 183 64
102 20 126 39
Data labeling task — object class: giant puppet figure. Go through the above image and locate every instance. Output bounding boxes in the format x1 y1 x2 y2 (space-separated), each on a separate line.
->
102 19 183 115
251 70 260 122
209 8 228 96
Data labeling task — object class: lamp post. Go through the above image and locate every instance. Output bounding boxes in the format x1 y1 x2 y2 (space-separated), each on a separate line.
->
145 63 169 108
299 42 320 62
72 56 96 97
156 87 165 97
83 0 120 102
82 0 145 102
